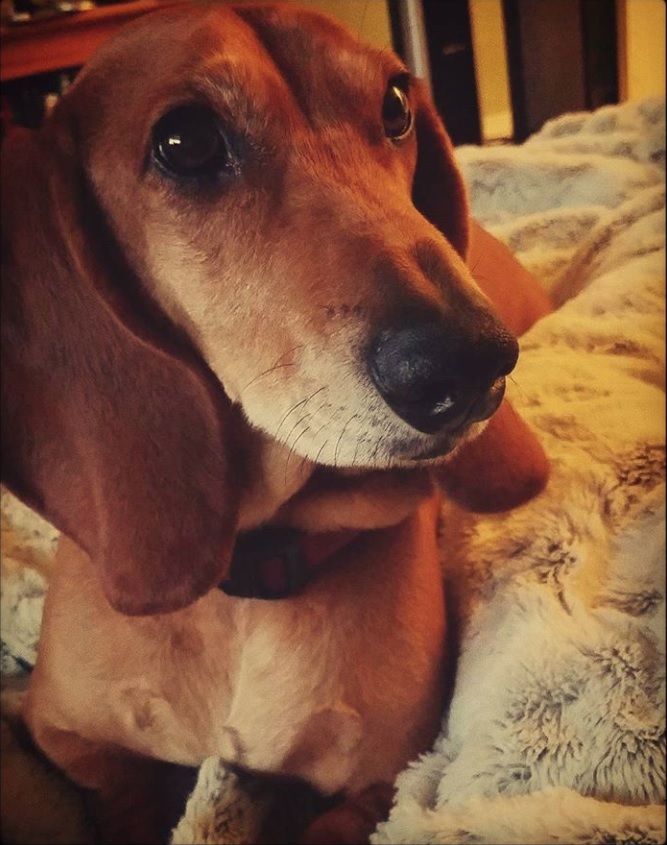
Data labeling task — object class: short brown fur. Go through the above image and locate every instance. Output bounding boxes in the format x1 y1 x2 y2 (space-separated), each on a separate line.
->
1 4 551 842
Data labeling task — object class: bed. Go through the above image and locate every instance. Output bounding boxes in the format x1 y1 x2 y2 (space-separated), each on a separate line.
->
2 95 665 845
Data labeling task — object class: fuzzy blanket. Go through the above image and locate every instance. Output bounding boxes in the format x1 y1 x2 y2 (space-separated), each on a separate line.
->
1 96 665 845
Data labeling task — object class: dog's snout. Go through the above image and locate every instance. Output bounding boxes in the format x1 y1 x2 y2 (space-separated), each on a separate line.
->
368 317 519 435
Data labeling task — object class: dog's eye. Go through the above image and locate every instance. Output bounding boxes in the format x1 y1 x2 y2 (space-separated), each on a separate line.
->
152 105 230 178
382 82 413 141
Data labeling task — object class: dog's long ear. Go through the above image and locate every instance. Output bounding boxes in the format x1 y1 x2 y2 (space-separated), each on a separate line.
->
411 87 550 512
411 83 470 259
1 124 240 616
436 401 550 513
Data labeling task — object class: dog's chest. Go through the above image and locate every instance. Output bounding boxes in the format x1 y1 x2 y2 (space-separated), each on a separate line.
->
43 513 445 795
211 602 367 793
97 595 367 792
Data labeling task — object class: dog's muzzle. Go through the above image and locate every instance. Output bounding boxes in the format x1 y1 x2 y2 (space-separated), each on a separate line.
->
367 313 518 435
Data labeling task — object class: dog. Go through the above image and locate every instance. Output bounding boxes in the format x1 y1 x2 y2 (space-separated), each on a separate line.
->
1 3 552 842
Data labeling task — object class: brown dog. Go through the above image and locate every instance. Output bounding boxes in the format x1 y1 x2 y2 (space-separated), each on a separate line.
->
1 3 551 842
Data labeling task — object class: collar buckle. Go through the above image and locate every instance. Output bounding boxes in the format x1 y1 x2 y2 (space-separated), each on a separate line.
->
220 525 307 600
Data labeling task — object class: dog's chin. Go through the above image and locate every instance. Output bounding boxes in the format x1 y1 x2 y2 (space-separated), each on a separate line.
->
385 378 506 467
248 412 488 475
388 419 487 467
241 378 500 473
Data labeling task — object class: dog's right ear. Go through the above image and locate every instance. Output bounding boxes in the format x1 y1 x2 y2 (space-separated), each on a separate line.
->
1 122 240 616
437 400 550 513
411 82 470 260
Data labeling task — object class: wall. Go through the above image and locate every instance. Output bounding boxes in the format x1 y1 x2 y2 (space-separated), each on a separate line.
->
231 0 392 49
469 0 513 141
618 0 666 101
296 0 392 49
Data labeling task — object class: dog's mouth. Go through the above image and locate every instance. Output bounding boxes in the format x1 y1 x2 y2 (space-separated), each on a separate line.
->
236 321 513 471
365 312 518 464
393 375 507 464
238 370 507 472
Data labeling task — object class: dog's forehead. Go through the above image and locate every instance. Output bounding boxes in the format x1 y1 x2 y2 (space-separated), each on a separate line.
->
64 3 409 178
198 3 404 126
65 1 406 154
233 3 397 84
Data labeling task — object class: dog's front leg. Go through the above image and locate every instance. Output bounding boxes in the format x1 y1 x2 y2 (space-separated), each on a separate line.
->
27 721 194 844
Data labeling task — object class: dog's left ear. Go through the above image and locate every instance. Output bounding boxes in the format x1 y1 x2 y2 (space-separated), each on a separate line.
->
411 83 470 259
436 400 550 513
410 88 550 511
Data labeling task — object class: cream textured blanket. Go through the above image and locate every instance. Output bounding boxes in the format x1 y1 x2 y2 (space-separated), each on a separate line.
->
1 97 665 845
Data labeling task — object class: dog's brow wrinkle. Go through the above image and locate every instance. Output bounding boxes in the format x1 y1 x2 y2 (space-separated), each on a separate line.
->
233 7 390 133
232 10 316 126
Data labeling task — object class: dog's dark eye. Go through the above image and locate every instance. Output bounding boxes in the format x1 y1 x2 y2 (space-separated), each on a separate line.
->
152 105 230 178
382 82 413 140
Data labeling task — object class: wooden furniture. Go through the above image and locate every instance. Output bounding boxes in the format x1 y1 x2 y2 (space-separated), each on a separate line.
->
389 0 619 146
1 0 168 82
1 0 178 129
503 0 618 141
389 0 482 146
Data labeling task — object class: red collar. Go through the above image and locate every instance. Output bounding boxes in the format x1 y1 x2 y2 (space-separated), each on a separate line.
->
220 525 360 600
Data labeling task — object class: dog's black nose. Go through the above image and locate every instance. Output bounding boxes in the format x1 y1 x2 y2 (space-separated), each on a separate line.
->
368 316 519 434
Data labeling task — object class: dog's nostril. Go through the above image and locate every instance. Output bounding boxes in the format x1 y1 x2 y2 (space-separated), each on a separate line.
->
368 320 516 435
497 340 519 377
392 374 460 414
371 361 468 435
381 354 457 404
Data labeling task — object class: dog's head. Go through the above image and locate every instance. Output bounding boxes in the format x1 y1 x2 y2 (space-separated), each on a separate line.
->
1 3 543 614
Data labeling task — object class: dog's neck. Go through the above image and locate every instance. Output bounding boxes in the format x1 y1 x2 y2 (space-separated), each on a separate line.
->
237 426 435 535
224 426 435 600
220 523 362 600
219 424 432 598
